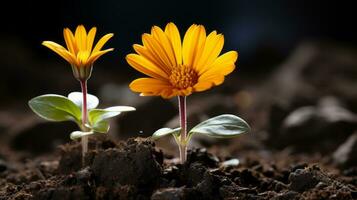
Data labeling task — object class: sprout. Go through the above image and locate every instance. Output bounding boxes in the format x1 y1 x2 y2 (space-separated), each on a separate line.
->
28 92 136 137
152 113 250 163
30 25 135 165
29 93 135 163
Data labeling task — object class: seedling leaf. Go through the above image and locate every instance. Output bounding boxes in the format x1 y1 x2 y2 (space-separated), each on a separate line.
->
70 131 95 140
152 127 181 140
29 94 81 122
188 114 250 139
91 120 110 133
89 106 135 125
68 92 99 110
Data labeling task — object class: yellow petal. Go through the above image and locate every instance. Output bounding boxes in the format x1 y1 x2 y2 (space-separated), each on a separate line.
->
87 27 97 52
140 34 167 71
129 77 172 94
199 51 238 77
194 75 225 92
180 87 193 96
133 44 170 74
42 41 77 65
142 33 173 72
192 26 207 69
63 28 75 54
126 54 169 80
87 48 113 64
75 25 87 51
77 50 91 65
182 24 197 66
164 22 182 65
92 33 114 53
151 26 176 67
160 89 177 99
197 32 224 74
66 28 78 54
182 24 206 68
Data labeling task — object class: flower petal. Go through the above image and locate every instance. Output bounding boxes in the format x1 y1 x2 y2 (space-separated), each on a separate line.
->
133 44 170 75
197 32 224 74
42 41 77 65
63 28 76 54
75 25 87 51
87 48 113 65
87 27 97 53
129 77 172 95
92 33 114 53
142 33 173 72
126 54 169 80
151 26 176 67
165 22 182 65
194 75 225 92
182 24 206 69
199 51 238 77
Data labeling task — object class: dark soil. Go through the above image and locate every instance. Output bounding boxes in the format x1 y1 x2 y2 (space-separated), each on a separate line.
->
0 137 356 200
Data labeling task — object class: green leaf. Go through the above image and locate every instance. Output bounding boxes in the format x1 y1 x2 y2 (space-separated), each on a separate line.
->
91 120 110 133
68 92 99 109
152 127 181 140
188 114 250 139
89 106 136 125
88 106 134 133
29 94 81 122
70 131 95 140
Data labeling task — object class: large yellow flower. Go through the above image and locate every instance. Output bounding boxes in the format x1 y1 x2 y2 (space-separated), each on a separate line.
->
127 22 238 99
42 25 114 80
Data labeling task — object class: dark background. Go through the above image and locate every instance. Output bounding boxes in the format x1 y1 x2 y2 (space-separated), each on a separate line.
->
2 1 357 67
0 0 356 104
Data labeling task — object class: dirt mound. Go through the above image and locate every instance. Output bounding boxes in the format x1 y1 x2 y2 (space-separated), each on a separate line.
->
0 137 355 200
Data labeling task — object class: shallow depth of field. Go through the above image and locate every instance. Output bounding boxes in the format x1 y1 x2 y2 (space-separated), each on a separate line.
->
0 1 356 199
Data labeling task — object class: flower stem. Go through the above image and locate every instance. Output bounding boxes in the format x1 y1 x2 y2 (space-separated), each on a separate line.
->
178 96 187 164
80 80 89 165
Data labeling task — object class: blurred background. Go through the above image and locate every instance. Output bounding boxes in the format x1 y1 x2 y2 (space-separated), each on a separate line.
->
1 0 356 101
1 0 357 169
1 0 356 99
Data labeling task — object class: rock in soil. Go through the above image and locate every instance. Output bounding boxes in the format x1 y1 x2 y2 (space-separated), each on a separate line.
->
259 42 357 152
276 97 357 152
288 165 332 192
333 132 357 168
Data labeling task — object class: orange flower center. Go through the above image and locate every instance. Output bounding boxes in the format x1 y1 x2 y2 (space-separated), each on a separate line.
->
169 65 198 89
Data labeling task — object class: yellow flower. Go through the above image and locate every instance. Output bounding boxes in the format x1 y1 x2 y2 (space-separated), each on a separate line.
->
42 25 114 80
127 22 238 99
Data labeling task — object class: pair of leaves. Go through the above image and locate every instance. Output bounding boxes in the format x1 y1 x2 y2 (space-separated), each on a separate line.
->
28 93 135 140
152 114 250 143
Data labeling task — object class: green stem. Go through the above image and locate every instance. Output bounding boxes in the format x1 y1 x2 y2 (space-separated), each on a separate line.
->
178 96 187 164
80 80 89 165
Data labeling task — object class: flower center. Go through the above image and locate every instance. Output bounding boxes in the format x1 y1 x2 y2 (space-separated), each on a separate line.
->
169 65 198 89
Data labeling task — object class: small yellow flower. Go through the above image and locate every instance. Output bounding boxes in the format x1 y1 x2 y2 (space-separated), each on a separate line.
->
42 25 114 80
127 22 238 99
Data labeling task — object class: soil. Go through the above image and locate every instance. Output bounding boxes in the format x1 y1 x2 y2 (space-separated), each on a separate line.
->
0 137 356 200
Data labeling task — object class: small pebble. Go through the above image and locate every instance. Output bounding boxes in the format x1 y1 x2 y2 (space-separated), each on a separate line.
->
221 159 240 167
